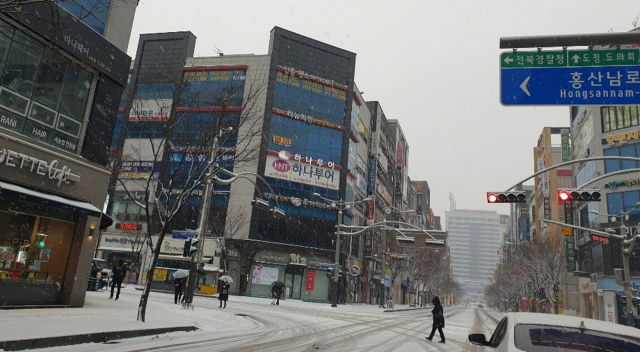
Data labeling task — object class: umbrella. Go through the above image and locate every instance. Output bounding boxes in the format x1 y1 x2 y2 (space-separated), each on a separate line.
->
219 275 234 283
172 270 189 279
271 281 285 287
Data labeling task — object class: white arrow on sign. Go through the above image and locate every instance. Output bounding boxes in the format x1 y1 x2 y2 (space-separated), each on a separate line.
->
571 54 581 64
504 56 514 64
520 76 531 97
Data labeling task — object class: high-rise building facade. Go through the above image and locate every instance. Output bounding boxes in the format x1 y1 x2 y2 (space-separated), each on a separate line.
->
445 209 500 295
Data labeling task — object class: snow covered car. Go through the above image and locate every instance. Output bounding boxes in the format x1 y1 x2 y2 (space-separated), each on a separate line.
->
469 313 640 351
88 258 112 290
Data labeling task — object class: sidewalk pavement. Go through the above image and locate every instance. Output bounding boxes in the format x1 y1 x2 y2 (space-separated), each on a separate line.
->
0 285 430 351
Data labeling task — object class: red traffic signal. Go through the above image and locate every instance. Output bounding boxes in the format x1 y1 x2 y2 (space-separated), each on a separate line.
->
558 190 570 202
487 193 498 203
486 192 526 203
557 189 601 202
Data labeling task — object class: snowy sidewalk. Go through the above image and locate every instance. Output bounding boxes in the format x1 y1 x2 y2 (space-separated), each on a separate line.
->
0 285 429 351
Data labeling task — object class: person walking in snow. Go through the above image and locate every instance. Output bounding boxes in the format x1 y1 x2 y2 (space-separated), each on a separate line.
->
426 296 445 343
174 277 186 304
109 260 127 300
271 283 283 305
218 280 230 308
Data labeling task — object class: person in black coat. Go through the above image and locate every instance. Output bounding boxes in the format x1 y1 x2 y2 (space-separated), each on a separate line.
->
174 277 186 304
426 296 445 343
271 283 283 305
109 260 127 300
218 280 230 308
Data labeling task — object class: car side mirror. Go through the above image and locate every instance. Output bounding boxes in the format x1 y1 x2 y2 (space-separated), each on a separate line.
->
469 334 489 346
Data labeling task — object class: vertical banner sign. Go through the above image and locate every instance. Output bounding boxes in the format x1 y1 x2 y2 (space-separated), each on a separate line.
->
367 157 377 193
396 141 404 165
537 158 545 179
561 129 571 162
366 195 375 224
564 201 575 271
544 196 550 220
306 269 315 291
370 132 379 156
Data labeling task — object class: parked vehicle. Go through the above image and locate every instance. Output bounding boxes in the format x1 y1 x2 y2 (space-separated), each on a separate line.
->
87 258 112 291
469 313 640 351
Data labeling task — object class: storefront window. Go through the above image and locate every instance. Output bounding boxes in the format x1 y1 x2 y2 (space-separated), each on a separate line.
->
0 19 94 154
602 106 640 132
0 210 74 288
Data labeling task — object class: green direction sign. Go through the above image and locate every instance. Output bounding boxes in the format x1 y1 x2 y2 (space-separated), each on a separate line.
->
501 48 640 69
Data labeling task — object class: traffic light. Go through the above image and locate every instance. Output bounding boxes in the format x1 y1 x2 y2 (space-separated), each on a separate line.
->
190 240 199 257
557 189 601 202
487 192 526 203
326 269 332 279
182 239 191 257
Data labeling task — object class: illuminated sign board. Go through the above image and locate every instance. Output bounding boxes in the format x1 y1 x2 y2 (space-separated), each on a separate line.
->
116 223 140 231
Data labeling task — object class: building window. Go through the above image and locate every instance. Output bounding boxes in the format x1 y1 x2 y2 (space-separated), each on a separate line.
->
0 19 94 153
603 143 640 173
0 210 75 289
607 190 640 219
59 0 110 35
602 106 640 133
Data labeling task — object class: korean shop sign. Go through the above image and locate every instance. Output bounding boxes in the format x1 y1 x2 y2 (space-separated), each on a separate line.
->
603 129 640 146
0 148 80 186
264 154 340 190
605 177 640 189
500 48 640 106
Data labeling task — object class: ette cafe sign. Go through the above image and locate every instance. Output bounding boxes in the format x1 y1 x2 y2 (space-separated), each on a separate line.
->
500 48 640 106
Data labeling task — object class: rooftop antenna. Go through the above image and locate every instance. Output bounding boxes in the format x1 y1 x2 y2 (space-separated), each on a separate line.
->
213 44 223 56
449 192 456 211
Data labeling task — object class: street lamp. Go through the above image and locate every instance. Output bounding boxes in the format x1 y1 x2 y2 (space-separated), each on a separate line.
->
589 201 640 326
312 193 370 308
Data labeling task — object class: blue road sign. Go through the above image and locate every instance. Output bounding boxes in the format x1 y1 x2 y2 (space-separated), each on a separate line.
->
501 65 640 105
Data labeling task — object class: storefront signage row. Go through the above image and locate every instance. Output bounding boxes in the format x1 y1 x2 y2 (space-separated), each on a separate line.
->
104 237 143 245
272 108 345 132
603 129 640 146
264 154 340 190
605 177 640 189
277 66 348 91
0 148 80 186
263 193 337 211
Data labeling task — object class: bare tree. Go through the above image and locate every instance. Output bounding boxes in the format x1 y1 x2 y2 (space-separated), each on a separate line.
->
207 207 248 274
114 63 266 322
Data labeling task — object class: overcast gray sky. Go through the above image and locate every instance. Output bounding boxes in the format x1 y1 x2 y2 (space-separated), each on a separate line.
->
126 0 639 219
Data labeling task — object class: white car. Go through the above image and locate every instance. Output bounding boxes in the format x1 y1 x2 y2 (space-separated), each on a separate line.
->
469 313 640 351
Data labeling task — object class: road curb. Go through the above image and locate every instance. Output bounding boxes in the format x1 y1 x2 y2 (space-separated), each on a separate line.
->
384 307 431 313
0 326 198 351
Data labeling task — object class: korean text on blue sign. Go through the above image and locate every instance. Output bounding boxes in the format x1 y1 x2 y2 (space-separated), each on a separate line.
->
502 66 640 106
367 157 377 193
172 232 195 239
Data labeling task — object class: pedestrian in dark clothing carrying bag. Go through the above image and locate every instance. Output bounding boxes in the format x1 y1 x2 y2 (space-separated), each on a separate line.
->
109 260 127 300
218 281 230 308
426 296 445 343
174 277 186 304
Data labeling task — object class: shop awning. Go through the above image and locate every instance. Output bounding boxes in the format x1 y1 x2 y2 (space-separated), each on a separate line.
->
0 181 101 217
97 246 135 252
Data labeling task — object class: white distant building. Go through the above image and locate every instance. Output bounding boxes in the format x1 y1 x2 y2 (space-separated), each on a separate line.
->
445 209 501 296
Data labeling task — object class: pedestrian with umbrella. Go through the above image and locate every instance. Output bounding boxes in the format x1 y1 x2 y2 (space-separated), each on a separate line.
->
218 275 232 308
271 281 284 305
172 270 188 304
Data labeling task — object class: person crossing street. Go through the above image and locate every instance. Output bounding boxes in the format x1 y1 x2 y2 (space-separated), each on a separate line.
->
426 296 445 343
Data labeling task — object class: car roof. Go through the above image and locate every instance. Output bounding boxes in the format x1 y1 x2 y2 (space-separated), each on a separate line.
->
506 313 640 337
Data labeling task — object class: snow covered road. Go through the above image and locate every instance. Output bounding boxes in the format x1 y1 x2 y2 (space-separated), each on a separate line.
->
25 288 502 351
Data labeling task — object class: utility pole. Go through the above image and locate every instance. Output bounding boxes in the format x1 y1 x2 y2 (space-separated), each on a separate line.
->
183 98 227 308
331 210 343 308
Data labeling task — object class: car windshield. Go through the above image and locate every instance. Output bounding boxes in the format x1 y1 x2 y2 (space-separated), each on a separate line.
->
514 324 640 352
94 261 111 271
